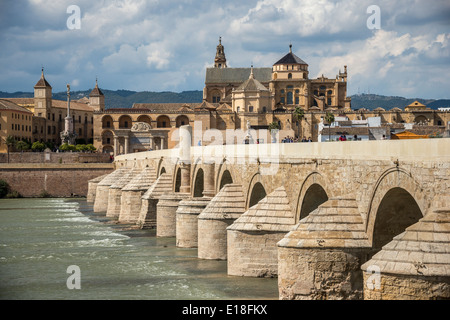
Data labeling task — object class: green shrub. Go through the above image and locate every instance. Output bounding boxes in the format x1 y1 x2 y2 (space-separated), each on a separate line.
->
15 140 30 152
6 190 22 198
39 190 51 198
0 180 10 198
59 143 76 152
31 141 46 152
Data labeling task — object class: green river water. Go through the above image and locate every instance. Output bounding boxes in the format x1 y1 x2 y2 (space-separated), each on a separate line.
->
0 198 278 300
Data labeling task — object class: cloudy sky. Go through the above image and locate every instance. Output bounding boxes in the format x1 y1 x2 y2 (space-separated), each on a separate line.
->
0 0 449 99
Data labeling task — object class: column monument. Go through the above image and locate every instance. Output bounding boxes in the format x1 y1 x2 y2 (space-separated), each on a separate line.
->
60 84 77 145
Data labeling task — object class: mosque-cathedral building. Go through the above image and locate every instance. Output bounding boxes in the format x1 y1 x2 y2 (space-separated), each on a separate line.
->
1 39 449 154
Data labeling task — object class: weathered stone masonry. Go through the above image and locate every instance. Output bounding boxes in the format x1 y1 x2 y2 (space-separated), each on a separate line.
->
91 136 449 299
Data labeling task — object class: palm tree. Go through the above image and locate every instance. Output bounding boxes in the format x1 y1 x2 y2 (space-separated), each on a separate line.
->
293 106 305 139
5 136 15 164
324 112 335 142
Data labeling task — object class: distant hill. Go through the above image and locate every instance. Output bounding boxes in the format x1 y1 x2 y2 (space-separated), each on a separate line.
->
0 89 204 109
1 90 448 110
349 94 450 110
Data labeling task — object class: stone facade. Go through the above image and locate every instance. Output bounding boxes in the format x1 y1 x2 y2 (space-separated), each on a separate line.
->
92 39 450 155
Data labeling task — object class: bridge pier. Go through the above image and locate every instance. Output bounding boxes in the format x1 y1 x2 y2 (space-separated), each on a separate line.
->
277 197 372 299
87 174 108 203
197 184 246 260
156 192 190 237
118 166 156 223
106 167 142 218
93 168 129 213
176 197 212 248
137 173 173 229
361 207 450 300
227 187 296 277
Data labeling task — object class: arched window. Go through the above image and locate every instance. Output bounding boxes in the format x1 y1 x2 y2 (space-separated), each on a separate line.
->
288 73 292 79
157 115 171 128
287 91 293 104
248 106 254 112
176 115 190 128
118 115 132 129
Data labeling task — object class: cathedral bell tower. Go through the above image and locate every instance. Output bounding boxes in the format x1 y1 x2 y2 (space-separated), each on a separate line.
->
33 67 52 118
89 78 105 112
214 37 227 68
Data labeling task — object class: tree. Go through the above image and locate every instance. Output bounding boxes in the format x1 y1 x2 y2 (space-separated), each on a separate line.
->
15 140 30 152
5 135 15 163
293 107 305 139
31 141 46 152
60 143 76 152
324 112 335 142
85 144 96 152
75 144 86 152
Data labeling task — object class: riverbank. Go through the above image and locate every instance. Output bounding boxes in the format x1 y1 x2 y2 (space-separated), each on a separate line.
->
0 163 113 197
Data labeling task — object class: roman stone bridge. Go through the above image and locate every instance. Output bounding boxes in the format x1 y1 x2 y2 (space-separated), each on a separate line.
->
89 126 450 300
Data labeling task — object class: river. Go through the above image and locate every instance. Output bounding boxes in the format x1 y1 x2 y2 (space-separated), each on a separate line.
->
0 198 278 300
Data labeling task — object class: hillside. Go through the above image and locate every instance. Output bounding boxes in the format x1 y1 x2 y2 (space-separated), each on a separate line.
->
1 90 448 110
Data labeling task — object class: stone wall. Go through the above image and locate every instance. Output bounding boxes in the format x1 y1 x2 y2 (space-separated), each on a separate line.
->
108 138 449 299
227 230 283 277
0 152 111 164
0 163 114 197
363 273 450 300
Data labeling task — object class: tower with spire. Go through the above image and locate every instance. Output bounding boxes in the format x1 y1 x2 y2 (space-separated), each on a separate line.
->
89 78 105 112
33 67 52 118
214 37 227 68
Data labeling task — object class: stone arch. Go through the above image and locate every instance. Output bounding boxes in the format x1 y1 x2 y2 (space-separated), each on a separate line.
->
101 129 114 146
192 167 204 198
414 115 428 124
175 115 190 128
371 187 423 251
102 115 114 129
210 89 222 103
245 173 267 209
174 166 181 192
137 115 152 127
157 115 171 128
215 159 237 193
156 157 168 178
219 170 233 190
365 168 428 247
118 115 132 129
295 171 332 223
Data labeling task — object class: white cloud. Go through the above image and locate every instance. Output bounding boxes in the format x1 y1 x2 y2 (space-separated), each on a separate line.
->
0 0 448 98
